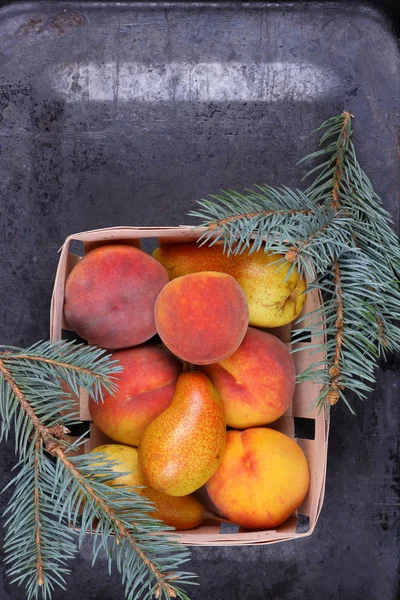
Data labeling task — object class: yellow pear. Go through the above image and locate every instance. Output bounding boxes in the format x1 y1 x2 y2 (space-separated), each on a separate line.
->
153 242 306 327
89 443 206 530
138 372 226 496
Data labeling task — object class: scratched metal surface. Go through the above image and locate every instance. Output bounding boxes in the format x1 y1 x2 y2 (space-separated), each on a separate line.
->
0 2 399 599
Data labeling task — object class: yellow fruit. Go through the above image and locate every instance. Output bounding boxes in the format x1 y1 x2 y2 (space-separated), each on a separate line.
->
206 428 310 529
200 327 295 428
89 444 206 530
153 242 306 327
138 372 226 496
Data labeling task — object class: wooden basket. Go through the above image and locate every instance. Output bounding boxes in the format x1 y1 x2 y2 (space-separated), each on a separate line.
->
50 226 329 546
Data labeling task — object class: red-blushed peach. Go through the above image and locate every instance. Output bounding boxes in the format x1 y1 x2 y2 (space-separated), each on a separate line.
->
200 327 295 428
154 272 249 365
89 346 181 446
206 428 310 530
64 244 169 349
153 242 307 327
89 444 206 530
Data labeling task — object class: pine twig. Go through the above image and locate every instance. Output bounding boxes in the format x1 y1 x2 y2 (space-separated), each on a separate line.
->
190 110 400 412
0 344 194 600
207 207 313 230
3 444 78 598
330 111 352 209
326 260 344 406
54 449 179 598
299 111 400 409
0 358 53 447
33 441 45 588
322 112 348 404
284 210 344 264
10 354 108 380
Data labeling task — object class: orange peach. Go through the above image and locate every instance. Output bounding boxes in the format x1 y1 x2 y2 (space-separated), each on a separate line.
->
201 327 295 428
89 346 181 446
206 428 310 529
64 244 169 349
154 272 249 364
153 242 307 328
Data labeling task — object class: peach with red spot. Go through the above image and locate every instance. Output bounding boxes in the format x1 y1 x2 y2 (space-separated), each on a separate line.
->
153 242 306 327
89 346 181 447
154 272 249 365
64 244 169 349
206 428 309 529
201 327 295 428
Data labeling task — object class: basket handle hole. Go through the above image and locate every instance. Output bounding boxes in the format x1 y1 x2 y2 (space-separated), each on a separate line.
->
294 417 315 440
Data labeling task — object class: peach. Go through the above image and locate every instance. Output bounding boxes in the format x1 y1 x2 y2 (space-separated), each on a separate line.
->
206 428 310 529
154 272 249 365
153 242 307 328
64 244 169 349
89 346 181 446
201 327 295 428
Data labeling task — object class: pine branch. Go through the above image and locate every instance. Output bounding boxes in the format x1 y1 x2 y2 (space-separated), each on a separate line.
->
325 259 344 406
297 111 400 408
189 111 400 412
296 251 381 412
302 111 352 209
205 207 313 230
281 208 353 279
0 340 121 401
53 451 194 600
3 445 77 599
190 186 353 278
0 342 122 457
190 186 319 255
0 342 195 600
34 442 45 588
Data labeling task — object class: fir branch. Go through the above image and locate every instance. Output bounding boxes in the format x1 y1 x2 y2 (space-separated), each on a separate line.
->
190 186 352 279
206 207 313 230
0 341 195 600
0 357 63 452
0 340 121 401
190 111 400 412
0 342 122 456
3 445 78 599
326 259 344 406
190 186 320 255
53 451 194 600
298 111 400 408
302 110 352 209
280 208 353 279
34 442 45 588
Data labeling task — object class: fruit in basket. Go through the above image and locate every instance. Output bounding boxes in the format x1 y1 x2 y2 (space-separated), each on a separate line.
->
200 327 295 428
206 428 309 529
89 346 181 446
153 242 306 327
89 444 206 530
138 372 226 496
154 272 249 364
64 244 169 349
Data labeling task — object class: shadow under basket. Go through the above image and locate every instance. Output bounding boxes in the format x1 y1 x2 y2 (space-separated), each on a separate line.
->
50 225 330 547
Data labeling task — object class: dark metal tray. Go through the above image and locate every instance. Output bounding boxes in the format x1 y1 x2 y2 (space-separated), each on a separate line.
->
0 2 399 599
